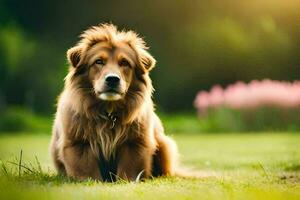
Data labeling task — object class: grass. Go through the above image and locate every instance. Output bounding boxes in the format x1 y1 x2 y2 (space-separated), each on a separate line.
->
0 132 299 200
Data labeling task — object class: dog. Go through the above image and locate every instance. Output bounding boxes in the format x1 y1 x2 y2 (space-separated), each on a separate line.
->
50 24 179 181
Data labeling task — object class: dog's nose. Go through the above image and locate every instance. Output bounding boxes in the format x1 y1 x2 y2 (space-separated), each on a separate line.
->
105 74 120 87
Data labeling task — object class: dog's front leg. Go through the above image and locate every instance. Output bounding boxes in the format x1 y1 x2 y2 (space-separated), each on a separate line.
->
117 143 152 181
62 143 102 181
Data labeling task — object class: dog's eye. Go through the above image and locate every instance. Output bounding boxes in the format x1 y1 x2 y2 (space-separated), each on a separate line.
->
95 59 105 65
119 59 130 67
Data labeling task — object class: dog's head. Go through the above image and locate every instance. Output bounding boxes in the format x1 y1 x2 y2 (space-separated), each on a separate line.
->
67 24 156 102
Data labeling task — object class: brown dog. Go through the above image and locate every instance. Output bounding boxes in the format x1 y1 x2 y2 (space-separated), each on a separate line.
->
50 24 179 181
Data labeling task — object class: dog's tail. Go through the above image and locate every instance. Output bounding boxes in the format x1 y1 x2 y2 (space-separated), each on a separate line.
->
156 134 216 179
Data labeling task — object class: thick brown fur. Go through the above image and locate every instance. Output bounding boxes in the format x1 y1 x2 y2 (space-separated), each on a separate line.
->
50 24 179 181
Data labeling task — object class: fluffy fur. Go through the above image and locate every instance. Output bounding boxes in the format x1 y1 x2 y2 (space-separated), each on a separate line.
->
50 24 179 181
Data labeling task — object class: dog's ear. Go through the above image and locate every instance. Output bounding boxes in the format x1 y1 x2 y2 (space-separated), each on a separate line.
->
67 46 82 67
136 48 156 73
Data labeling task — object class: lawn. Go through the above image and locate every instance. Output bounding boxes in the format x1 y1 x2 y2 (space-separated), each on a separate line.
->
0 132 299 200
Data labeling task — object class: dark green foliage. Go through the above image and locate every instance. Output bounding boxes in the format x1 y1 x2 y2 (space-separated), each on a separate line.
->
0 1 300 112
198 107 300 132
0 106 299 133
0 107 52 133
160 108 300 133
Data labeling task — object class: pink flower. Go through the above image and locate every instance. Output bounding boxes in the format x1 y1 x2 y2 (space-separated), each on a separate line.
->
194 79 300 115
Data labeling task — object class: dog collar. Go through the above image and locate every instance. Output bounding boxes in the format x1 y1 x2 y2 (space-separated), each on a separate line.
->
99 112 117 129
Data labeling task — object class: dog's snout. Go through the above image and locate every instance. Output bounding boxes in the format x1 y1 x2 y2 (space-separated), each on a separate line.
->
105 74 120 87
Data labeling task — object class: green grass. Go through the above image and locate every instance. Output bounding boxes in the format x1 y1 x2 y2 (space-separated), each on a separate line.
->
0 133 299 200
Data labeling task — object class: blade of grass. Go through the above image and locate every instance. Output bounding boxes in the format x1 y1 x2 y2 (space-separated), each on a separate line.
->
258 162 269 179
0 160 8 175
135 170 144 183
35 155 43 173
18 150 23 177
7 161 34 173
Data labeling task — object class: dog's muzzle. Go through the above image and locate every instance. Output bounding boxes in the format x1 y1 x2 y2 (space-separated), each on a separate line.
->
105 74 120 88
98 73 122 101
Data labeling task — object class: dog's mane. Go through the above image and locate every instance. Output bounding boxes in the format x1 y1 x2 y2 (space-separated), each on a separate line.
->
79 23 148 51
60 24 155 160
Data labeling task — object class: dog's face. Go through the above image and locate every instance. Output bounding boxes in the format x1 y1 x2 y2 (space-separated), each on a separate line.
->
66 24 156 102
86 42 136 101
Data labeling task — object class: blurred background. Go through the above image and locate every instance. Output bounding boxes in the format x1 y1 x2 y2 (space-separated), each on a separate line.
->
0 0 300 133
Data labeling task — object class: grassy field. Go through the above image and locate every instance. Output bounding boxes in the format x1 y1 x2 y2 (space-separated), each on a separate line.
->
0 132 299 200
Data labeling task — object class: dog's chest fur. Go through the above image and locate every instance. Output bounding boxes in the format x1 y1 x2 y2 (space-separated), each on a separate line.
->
69 112 142 161
67 112 145 181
